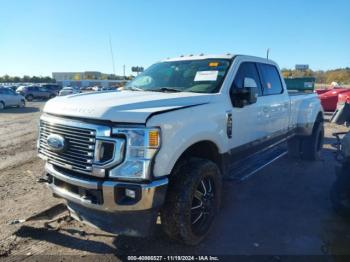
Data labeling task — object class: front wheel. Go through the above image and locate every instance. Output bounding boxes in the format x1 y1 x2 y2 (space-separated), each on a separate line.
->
161 158 222 245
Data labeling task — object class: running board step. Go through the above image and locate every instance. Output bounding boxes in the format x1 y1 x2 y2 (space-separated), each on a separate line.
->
227 144 288 182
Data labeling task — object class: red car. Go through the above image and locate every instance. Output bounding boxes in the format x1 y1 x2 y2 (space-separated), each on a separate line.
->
316 88 333 95
319 88 350 111
337 91 350 107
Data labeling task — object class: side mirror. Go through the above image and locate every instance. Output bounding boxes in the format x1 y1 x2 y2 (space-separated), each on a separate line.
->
230 77 259 108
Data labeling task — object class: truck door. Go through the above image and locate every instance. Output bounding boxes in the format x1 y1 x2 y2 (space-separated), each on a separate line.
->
256 63 290 136
229 62 269 149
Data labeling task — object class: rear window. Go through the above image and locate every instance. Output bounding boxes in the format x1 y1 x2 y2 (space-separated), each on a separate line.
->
257 63 283 95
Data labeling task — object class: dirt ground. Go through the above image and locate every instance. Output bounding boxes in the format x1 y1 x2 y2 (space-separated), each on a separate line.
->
1 102 350 260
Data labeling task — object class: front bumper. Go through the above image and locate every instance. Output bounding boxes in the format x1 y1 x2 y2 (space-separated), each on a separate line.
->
45 163 168 212
45 163 168 236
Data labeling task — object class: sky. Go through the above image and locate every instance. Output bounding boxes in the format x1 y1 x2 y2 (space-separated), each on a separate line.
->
0 0 349 77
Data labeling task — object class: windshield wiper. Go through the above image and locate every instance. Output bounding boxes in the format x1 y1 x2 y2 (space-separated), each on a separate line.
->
125 86 144 91
148 87 182 93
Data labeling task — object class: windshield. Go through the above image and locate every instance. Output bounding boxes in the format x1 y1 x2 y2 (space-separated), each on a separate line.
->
125 59 231 93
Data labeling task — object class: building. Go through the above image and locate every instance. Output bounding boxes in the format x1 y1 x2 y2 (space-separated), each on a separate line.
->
52 71 129 88
52 71 102 81
295 64 309 71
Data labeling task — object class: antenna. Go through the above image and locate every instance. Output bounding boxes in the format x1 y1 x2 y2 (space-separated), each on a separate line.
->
266 48 270 60
109 34 116 75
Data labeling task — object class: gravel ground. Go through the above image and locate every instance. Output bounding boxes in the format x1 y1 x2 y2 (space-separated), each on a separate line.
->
0 102 350 260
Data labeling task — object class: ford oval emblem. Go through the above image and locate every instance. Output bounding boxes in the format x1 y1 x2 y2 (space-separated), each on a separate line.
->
47 134 65 152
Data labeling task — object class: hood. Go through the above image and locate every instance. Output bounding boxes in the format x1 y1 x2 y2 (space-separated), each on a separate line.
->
43 90 212 123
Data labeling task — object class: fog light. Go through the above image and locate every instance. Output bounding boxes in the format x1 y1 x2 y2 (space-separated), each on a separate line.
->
125 188 136 199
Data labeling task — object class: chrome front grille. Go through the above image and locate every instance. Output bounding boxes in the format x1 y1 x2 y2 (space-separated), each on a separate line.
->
38 120 96 175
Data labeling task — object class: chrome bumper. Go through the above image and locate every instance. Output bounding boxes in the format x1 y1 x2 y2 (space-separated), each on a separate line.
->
45 163 168 212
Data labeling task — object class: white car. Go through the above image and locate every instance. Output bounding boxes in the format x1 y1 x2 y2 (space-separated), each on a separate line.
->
0 87 25 109
38 54 324 245
91 86 101 91
58 87 80 96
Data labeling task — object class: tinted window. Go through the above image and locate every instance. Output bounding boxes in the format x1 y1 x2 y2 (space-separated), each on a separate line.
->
257 64 283 95
232 62 262 96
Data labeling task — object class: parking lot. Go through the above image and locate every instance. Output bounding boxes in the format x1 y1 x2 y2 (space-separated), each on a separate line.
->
0 102 350 259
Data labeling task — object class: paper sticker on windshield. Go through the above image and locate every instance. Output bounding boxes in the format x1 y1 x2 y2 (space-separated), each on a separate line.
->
194 71 218 81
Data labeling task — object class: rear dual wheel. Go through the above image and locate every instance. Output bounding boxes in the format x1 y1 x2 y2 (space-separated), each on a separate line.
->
161 158 222 245
288 121 324 160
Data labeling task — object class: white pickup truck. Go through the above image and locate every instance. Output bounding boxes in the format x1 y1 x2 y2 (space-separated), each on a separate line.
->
38 54 324 245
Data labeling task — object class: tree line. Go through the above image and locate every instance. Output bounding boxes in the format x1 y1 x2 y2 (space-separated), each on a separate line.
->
281 68 350 84
0 74 133 83
1 68 350 85
0 75 55 83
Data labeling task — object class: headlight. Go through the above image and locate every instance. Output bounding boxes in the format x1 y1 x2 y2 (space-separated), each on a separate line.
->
109 127 160 180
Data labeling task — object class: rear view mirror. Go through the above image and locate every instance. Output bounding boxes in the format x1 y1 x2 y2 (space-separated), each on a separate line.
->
231 77 259 108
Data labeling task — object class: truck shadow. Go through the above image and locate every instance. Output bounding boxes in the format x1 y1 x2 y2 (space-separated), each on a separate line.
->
15 225 116 254
14 223 202 256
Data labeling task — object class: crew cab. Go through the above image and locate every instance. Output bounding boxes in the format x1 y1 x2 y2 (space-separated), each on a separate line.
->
38 54 324 245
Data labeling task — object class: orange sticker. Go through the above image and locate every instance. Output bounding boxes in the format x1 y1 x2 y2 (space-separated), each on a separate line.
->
209 62 219 67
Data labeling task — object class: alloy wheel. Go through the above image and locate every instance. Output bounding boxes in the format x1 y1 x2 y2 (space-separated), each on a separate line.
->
191 176 215 236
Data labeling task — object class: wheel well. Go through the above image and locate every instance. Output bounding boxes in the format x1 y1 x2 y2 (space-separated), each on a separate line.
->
316 111 324 123
0 100 4 106
172 141 222 174
312 112 324 132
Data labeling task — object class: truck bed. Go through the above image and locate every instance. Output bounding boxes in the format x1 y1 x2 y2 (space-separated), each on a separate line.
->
289 92 320 130
288 90 315 96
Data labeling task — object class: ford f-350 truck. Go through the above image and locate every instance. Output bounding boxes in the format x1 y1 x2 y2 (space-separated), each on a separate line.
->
38 54 324 245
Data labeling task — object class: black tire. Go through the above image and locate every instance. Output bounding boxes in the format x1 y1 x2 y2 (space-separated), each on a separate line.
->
300 121 324 160
161 158 222 245
26 94 34 101
0 101 4 110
